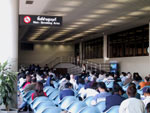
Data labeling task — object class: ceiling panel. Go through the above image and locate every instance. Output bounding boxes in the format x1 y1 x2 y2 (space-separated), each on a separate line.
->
19 0 150 43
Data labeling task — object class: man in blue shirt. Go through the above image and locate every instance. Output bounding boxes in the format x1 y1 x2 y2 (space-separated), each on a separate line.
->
60 82 74 100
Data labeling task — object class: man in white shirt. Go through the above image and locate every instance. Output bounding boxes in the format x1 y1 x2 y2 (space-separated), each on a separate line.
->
119 84 145 113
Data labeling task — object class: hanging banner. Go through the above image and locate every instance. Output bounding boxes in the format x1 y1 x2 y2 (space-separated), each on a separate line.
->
19 15 62 26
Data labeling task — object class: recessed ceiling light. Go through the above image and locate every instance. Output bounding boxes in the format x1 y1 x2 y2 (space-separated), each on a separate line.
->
113 0 134 3
63 1 81 7
109 19 122 23
85 14 100 18
79 18 93 22
102 4 121 9
93 9 110 14
128 11 145 16
57 7 73 12
141 6 150 11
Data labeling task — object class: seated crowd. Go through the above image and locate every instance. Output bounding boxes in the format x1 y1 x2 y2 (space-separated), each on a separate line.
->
18 64 150 113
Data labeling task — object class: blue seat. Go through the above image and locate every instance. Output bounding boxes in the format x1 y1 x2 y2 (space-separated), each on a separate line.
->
83 96 94 106
53 95 60 105
48 90 59 100
59 96 78 110
46 88 56 96
23 90 35 102
105 81 114 89
44 86 54 93
34 101 55 113
122 83 129 91
95 101 106 113
78 106 100 113
117 82 123 87
105 105 120 113
30 96 50 109
53 81 59 89
42 107 61 113
67 101 87 113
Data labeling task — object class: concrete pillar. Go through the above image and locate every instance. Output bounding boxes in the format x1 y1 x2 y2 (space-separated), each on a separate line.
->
148 22 150 74
103 34 108 63
79 42 83 61
0 0 18 108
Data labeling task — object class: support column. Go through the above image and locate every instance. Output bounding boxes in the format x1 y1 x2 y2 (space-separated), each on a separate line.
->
148 22 150 74
79 42 83 61
103 34 108 63
0 0 18 70
0 0 18 108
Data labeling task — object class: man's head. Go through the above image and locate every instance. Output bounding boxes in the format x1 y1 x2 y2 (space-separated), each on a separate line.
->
145 76 149 82
112 82 123 95
127 85 137 97
65 82 73 89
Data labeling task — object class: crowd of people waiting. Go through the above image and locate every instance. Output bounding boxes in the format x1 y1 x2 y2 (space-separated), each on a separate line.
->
18 64 150 113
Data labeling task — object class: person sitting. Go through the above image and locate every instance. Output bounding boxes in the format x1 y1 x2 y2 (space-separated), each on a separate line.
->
91 82 111 105
146 103 150 113
119 84 145 113
59 74 70 90
142 87 150 107
24 77 37 93
31 82 47 100
123 72 132 86
22 75 31 89
103 82 125 112
70 74 78 90
122 83 141 99
139 76 150 89
59 82 74 100
79 82 99 100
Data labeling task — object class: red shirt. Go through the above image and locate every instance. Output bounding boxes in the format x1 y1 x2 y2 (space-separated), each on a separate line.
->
31 92 47 100
23 82 31 89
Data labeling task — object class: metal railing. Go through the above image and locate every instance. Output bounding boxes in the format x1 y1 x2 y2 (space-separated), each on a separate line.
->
48 56 110 73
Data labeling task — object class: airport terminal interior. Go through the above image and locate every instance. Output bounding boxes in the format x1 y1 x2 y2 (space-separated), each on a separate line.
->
1 0 150 113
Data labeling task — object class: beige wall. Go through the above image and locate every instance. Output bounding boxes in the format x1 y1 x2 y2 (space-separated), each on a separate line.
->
88 56 150 78
19 44 74 66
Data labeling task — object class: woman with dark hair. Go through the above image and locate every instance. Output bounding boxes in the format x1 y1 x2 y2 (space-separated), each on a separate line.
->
91 82 111 105
31 82 47 100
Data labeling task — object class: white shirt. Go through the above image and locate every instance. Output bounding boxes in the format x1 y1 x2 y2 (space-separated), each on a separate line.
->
79 88 98 99
143 96 150 107
119 97 145 113
19 78 26 87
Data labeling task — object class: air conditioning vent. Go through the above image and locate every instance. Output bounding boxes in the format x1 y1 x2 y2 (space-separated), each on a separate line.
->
26 0 34 4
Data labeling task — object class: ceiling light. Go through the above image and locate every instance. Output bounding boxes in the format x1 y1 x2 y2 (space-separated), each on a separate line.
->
57 7 73 12
79 18 93 22
113 0 134 3
63 1 81 7
93 9 110 14
109 19 122 23
117 16 131 20
85 14 100 18
73 22 86 25
102 23 113 26
128 11 145 16
141 6 150 11
102 4 121 9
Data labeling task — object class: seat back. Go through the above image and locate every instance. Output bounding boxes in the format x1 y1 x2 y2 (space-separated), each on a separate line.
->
67 101 87 113
78 106 100 113
59 96 78 110
95 101 106 112
83 96 94 106
34 101 55 113
48 90 59 100
30 96 50 109
42 107 61 113
105 105 120 113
